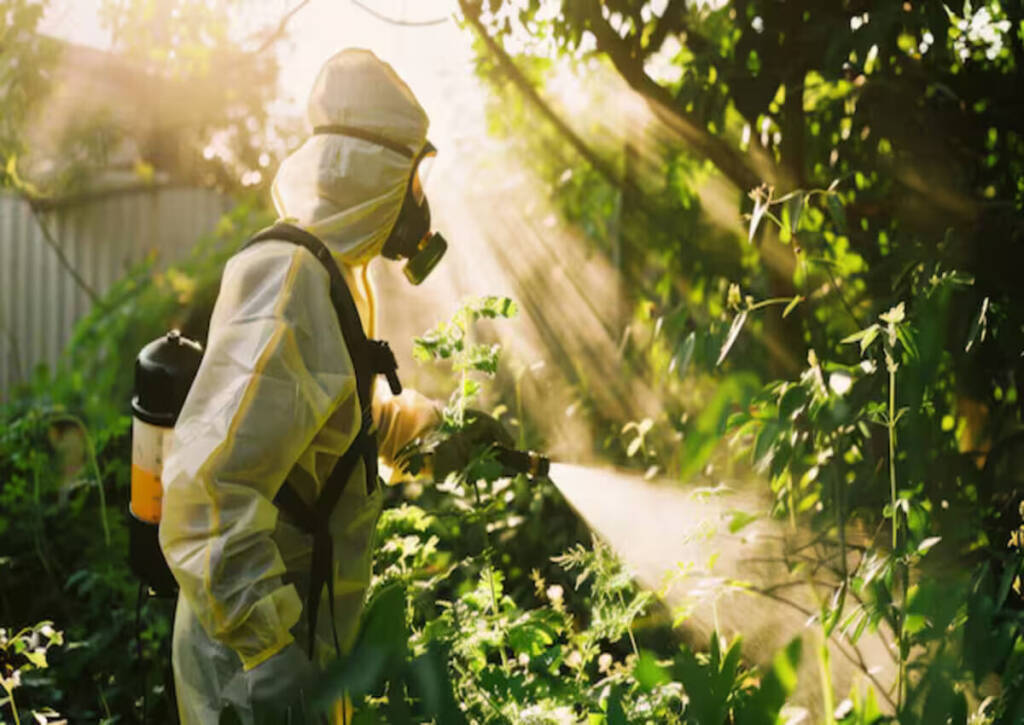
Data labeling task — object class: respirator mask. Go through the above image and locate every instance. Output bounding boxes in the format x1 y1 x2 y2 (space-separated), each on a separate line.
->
381 141 447 285
313 125 448 284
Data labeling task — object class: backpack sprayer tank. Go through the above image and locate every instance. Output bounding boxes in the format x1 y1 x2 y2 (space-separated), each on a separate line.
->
129 330 203 596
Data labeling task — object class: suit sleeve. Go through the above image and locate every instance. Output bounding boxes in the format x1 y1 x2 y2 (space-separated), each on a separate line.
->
159 242 359 670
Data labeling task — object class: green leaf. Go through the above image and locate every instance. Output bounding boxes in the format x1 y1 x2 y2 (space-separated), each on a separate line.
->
673 634 742 725
749 195 768 243
407 642 467 724
895 324 919 359
717 310 748 366
313 583 409 706
753 420 780 466
879 302 905 325
634 650 670 692
726 510 759 534
917 536 941 555
671 331 696 378
964 296 990 352
474 295 518 319
840 328 869 344
735 637 803 725
797 491 820 512
23 649 47 668
717 636 743 695
782 295 803 318
827 194 847 233
787 191 805 234
778 384 808 420
605 683 628 725
846 682 883 723
507 619 555 656
841 324 879 354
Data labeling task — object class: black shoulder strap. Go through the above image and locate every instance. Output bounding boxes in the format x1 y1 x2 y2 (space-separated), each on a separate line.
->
244 222 402 406
242 222 401 659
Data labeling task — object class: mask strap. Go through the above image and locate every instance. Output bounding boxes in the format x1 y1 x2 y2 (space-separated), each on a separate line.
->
312 124 415 159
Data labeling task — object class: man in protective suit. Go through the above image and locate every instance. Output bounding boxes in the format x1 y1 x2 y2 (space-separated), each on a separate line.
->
158 49 446 723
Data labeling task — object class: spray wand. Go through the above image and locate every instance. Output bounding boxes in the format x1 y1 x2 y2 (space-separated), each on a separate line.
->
493 445 550 479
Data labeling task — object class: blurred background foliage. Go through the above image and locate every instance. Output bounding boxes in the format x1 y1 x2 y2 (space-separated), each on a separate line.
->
2 0 295 198
2 0 1024 722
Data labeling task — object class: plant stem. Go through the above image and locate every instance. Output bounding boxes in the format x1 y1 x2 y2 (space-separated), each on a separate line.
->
799 548 836 723
888 362 905 713
615 590 640 658
31 456 56 579
833 466 849 625
747 296 797 311
44 412 110 546
818 468 850 725
26 200 100 304
514 368 526 451
889 366 898 551
818 634 836 725
787 471 798 534
2 680 21 725
471 476 508 669
96 675 112 720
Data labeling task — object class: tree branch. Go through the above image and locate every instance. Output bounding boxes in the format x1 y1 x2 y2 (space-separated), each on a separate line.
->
458 0 662 218
644 0 697 56
27 199 100 304
350 0 449 26
581 0 766 192
246 0 312 55
780 78 806 189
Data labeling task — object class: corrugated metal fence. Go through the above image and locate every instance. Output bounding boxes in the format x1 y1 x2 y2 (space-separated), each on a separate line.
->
0 186 231 396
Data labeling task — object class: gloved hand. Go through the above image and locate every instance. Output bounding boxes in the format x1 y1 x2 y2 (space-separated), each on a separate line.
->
244 642 318 724
433 409 515 481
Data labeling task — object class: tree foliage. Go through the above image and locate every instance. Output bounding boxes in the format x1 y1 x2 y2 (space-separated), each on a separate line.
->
94 0 288 193
462 0 1024 721
3 0 292 198
0 0 60 190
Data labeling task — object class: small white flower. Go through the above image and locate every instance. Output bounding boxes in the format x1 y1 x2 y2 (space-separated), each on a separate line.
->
518 653 530 667
565 650 583 668
598 653 614 672
829 371 853 396
39 625 54 638
545 584 564 603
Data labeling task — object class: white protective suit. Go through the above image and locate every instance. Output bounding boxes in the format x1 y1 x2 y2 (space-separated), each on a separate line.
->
159 49 439 724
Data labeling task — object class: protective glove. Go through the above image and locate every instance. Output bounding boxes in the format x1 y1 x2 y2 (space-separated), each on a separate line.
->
433 409 515 481
244 642 318 724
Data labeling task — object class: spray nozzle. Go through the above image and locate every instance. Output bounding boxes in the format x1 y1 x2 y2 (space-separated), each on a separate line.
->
493 446 550 479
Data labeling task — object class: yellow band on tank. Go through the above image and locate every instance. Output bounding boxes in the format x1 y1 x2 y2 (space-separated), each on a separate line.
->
130 464 162 523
